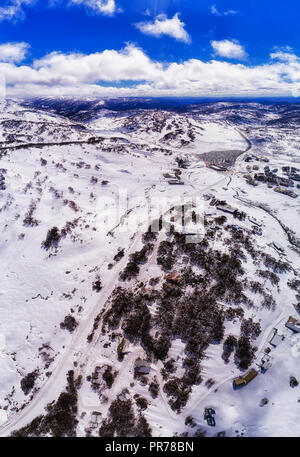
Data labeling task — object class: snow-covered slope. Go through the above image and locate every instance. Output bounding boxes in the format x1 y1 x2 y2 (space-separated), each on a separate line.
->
0 99 299 437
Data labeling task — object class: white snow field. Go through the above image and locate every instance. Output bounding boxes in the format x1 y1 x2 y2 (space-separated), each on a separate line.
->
0 99 299 437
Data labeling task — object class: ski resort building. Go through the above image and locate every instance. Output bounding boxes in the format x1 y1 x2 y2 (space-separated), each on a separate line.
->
168 179 184 185
233 369 258 388
269 329 285 347
134 359 150 375
216 205 236 215
90 412 101 428
257 354 273 371
285 316 300 333
209 165 227 172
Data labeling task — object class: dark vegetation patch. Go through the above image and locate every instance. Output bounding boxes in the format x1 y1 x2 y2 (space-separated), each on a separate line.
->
42 219 80 251
12 371 78 437
288 279 300 292
235 336 256 369
20 370 39 396
290 376 299 388
173 232 247 304
157 240 176 271
161 358 176 380
240 318 261 339
92 278 102 292
261 253 291 274
222 335 237 363
114 249 125 262
119 244 154 281
134 395 149 410
60 315 78 333
42 226 61 250
99 221 288 413
287 279 300 304
63 199 80 212
99 397 152 437
23 200 39 227
257 270 280 286
163 377 192 412
88 365 118 392
143 229 158 243
102 366 118 389
149 378 159 398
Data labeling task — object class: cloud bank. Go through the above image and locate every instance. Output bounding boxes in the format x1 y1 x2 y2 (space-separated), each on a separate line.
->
0 43 300 98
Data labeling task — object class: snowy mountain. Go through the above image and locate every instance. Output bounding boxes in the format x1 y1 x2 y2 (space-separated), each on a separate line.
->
0 98 299 437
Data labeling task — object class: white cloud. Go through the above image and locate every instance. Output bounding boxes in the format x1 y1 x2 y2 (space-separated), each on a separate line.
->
0 0 119 22
0 42 30 63
0 0 36 22
270 51 298 63
135 13 191 44
210 5 239 17
1 44 300 98
211 39 247 59
69 0 119 16
32 44 162 83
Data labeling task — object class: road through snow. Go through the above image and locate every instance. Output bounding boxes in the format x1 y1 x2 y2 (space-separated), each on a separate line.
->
0 164 230 436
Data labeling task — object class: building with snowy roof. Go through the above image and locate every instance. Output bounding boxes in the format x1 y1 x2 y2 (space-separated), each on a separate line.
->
285 316 300 333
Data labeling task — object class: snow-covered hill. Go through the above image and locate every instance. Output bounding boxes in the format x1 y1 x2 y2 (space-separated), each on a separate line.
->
0 99 299 437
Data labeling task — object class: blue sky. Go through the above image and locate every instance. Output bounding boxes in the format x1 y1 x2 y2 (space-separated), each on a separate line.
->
0 0 300 98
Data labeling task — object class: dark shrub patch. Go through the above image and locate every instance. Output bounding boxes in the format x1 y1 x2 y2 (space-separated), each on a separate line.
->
102 366 118 388
60 315 78 333
20 371 38 395
42 227 61 250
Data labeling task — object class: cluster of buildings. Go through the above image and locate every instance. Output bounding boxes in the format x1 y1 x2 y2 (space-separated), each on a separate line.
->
254 170 292 187
282 166 300 183
214 202 263 235
244 175 258 186
274 186 298 198
243 161 299 198
244 154 269 164
163 168 184 185
233 315 300 389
